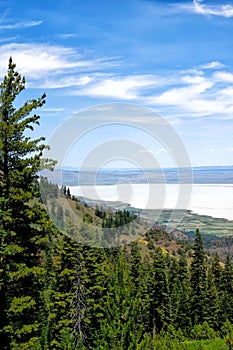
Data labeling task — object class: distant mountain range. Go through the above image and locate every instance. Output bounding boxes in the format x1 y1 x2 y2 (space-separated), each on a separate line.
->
41 165 233 186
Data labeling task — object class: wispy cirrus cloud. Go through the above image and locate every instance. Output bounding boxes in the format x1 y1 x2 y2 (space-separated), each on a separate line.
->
0 43 85 80
68 60 233 119
201 61 225 70
147 68 233 118
138 149 154 154
0 43 120 82
0 20 43 30
174 0 233 18
70 66 233 120
58 33 77 39
42 107 64 113
78 75 159 100
2 42 233 121
193 0 233 18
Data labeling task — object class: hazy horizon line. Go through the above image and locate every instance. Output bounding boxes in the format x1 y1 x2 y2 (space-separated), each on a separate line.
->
53 164 233 171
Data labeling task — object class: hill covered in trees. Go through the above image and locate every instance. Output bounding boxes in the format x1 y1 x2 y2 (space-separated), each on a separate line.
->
2 59 233 350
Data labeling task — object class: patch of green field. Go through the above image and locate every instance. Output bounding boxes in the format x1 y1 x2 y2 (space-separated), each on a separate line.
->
174 210 233 237
138 208 233 237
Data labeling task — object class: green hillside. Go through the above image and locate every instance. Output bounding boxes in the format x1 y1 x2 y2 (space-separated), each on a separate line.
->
2 59 233 350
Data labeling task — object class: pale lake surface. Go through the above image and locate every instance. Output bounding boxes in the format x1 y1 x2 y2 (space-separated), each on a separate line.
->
70 184 233 221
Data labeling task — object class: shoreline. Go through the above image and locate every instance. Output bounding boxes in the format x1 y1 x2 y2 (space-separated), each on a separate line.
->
69 183 233 221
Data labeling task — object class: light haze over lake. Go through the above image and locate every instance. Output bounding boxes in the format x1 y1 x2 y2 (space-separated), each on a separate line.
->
70 184 233 221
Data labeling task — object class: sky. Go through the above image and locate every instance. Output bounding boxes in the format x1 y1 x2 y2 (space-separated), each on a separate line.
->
1 0 233 168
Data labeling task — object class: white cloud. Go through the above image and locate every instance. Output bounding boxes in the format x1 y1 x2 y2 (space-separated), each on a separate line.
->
58 33 76 39
42 75 95 89
201 61 225 70
0 43 86 78
2 42 233 121
146 69 233 117
78 75 158 100
0 20 43 30
42 107 64 113
138 148 171 155
0 43 119 86
149 77 212 107
139 149 154 154
181 74 211 86
70 65 233 119
0 36 17 43
149 90 230 117
193 0 233 18
214 72 233 83
174 0 233 18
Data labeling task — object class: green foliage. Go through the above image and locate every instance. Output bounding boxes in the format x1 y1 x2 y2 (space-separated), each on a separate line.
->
94 251 143 350
0 58 55 349
148 248 171 333
190 322 216 340
190 229 207 325
2 59 233 350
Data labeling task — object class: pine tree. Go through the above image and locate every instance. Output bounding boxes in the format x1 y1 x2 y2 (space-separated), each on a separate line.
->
46 232 81 350
0 58 54 349
67 187 71 198
166 257 180 329
81 245 110 347
129 241 142 291
175 252 192 333
190 229 207 325
71 244 87 349
148 249 171 335
138 254 152 336
221 255 233 323
202 269 221 329
211 253 223 288
95 251 143 349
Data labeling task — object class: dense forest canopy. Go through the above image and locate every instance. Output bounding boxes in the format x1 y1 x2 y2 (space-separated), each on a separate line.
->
1 59 233 350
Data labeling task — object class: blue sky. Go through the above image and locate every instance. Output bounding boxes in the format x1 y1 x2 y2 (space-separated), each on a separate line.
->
1 0 233 168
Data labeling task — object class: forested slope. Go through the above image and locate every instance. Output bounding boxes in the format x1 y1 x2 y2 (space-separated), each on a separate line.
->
1 60 233 350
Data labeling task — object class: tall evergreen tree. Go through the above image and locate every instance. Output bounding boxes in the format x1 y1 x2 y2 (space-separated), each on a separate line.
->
175 252 192 333
71 244 87 349
129 241 142 291
148 249 171 335
0 58 54 349
95 251 143 350
202 269 221 329
211 253 223 289
82 245 111 347
190 229 207 325
221 254 233 324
